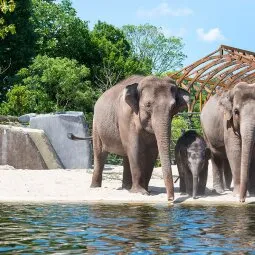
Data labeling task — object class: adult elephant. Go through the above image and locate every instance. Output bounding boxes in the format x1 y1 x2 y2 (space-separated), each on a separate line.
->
201 82 255 202
90 75 190 201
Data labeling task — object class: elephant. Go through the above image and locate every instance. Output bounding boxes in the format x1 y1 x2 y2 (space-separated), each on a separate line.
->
175 130 210 199
201 82 255 202
90 75 190 201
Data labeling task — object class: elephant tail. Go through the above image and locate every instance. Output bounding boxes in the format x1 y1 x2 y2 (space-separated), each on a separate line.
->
67 133 92 141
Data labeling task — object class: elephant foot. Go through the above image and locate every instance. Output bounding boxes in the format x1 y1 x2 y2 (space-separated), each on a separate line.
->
239 197 246 203
90 182 102 188
122 183 132 190
233 185 240 197
212 186 225 194
232 190 249 198
197 190 206 196
130 186 149 195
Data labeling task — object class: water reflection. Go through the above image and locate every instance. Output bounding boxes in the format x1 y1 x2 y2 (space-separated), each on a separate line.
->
0 203 255 254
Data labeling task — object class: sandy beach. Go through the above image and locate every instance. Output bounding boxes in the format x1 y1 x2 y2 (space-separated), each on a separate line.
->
0 163 255 205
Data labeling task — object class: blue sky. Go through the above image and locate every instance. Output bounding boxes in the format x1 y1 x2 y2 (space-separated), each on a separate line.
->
68 0 255 67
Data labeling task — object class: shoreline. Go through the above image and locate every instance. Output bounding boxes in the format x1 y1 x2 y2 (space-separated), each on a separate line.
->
0 164 255 205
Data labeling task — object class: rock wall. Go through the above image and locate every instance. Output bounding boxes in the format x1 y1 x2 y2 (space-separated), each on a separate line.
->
0 125 63 169
29 112 92 169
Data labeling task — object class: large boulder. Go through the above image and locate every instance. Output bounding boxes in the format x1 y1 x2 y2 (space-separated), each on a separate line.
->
29 112 92 169
0 125 63 169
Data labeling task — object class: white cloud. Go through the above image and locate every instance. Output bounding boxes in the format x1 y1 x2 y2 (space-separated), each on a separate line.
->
137 2 193 18
196 28 226 42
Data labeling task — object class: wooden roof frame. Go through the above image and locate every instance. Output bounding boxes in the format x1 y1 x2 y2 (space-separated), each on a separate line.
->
169 45 255 111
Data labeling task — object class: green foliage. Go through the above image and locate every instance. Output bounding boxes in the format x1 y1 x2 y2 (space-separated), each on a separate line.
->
31 0 95 67
0 0 16 39
0 85 53 115
91 21 151 91
0 0 36 101
171 114 189 142
1 55 99 128
122 24 186 75
107 153 123 165
31 2 150 92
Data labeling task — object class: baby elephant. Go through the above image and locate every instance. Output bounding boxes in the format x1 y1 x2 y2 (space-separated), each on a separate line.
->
175 130 210 199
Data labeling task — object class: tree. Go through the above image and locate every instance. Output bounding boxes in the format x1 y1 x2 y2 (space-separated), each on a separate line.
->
31 0 95 68
122 24 186 75
0 0 36 101
1 55 99 126
91 21 151 91
0 0 16 39
0 85 54 116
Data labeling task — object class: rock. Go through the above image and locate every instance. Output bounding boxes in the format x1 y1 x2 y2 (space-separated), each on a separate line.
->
0 125 63 169
29 112 92 169
18 113 37 124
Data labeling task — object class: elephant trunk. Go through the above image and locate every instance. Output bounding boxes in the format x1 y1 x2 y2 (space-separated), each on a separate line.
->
192 174 198 199
240 122 255 202
153 114 174 201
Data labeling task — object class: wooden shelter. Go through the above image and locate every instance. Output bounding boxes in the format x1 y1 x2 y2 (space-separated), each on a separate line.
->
169 45 255 111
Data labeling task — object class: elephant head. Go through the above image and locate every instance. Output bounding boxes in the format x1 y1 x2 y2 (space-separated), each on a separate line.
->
220 82 255 202
125 76 190 201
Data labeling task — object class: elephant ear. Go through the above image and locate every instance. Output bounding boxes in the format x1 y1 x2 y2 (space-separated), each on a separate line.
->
175 87 190 113
124 83 139 114
219 90 233 120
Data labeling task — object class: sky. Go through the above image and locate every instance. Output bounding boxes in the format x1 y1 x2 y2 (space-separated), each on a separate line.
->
68 0 255 67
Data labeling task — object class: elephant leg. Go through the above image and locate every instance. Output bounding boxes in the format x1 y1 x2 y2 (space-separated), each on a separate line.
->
184 170 193 197
176 160 186 194
122 156 132 190
91 131 108 188
211 153 224 193
127 138 149 195
225 136 241 196
197 166 208 196
179 176 186 194
144 148 158 191
248 155 255 195
223 159 232 190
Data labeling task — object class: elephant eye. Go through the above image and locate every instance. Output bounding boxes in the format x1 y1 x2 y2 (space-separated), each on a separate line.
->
234 109 239 115
145 102 151 108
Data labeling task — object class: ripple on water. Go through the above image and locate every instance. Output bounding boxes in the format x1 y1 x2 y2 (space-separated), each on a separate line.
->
0 203 255 254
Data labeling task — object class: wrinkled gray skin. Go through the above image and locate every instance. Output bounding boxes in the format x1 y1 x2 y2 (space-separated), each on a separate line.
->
201 82 255 202
175 130 210 199
200 91 232 195
90 75 190 201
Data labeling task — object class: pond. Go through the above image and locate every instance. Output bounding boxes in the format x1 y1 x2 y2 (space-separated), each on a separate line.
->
0 203 255 254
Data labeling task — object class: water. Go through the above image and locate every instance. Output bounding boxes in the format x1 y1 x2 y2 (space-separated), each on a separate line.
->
0 203 255 254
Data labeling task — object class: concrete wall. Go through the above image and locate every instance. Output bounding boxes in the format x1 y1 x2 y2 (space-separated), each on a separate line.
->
29 112 92 169
0 125 63 169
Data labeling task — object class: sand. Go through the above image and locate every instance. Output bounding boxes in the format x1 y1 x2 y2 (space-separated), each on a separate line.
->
0 163 255 205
